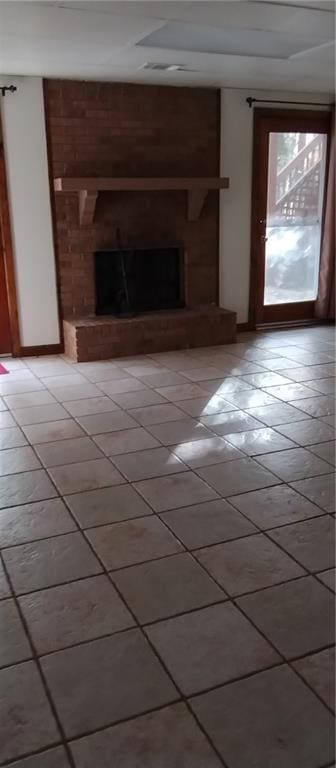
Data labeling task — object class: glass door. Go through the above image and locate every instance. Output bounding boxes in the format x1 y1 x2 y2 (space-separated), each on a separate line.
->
250 110 330 325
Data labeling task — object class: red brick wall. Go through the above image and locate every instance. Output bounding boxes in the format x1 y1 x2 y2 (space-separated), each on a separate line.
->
44 79 220 318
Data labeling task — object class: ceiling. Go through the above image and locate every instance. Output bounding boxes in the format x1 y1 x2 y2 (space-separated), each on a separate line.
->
0 0 335 93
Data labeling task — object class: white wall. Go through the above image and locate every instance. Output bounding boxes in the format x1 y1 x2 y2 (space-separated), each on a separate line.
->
1 76 60 346
219 88 332 324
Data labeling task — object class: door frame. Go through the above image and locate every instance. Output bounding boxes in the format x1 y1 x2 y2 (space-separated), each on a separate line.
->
0 116 20 355
249 107 332 328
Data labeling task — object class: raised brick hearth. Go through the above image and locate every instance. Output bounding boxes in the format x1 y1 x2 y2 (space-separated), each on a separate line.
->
63 307 236 362
45 79 236 360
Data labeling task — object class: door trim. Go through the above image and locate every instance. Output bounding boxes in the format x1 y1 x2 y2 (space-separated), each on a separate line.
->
0 118 20 355
249 107 332 328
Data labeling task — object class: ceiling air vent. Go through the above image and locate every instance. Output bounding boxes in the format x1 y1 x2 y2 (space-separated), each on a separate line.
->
139 62 187 71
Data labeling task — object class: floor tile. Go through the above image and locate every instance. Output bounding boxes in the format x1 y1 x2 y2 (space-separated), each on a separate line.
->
0 598 32 668
147 418 212 446
9 746 70 767
200 410 263 435
19 575 134 654
258 356 306 370
148 352 203 371
112 446 187 481
291 474 335 512
241 372 292 388
221 345 277 362
161 499 257 549
0 410 16 428
275 418 335 446
0 661 59 763
76 410 140 435
223 390 281 408
202 378 253 396
197 458 278 496
70 702 222 768
292 395 335 417
94 426 160 456
179 366 228 382
49 458 125 494
293 647 335 712
0 446 41 476
256 447 332 482
63 396 120 417
121 362 165 377
139 371 188 387
0 469 57 509
35 437 103 467
99 378 148 396
52 383 103 402
0 561 11 599
27 360 75 377
41 373 88 389
191 664 335 768
134 471 218 512
310 440 336 465
41 630 177 738
225 427 296 456
156 383 209 401
305 377 335 394
12 403 71 426
177 395 237 417
228 485 324 529
196 533 304 596
114 552 224 623
0 426 27 449
0 498 76 547
281 364 335 382
66 484 152 528
87 515 183 570
22 419 85 445
74 363 126 383
109 389 166 409
171 436 243 468
263 383 319 401
268 516 335 572
0 379 45 396
145 602 279 695
316 568 336 592
128 403 186 425
245 402 312 426
237 576 334 658
3 532 102 594
321 413 336 427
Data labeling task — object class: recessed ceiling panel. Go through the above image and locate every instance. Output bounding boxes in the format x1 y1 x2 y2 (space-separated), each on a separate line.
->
137 20 334 59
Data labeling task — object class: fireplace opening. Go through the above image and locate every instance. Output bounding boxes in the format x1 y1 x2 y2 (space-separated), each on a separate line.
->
95 246 185 316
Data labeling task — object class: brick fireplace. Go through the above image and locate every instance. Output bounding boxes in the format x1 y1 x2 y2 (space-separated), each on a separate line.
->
44 79 236 361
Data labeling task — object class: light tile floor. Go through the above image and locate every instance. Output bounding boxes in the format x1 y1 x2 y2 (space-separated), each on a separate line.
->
0 325 335 767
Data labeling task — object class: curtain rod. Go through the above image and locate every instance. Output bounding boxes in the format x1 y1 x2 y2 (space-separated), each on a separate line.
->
246 97 333 108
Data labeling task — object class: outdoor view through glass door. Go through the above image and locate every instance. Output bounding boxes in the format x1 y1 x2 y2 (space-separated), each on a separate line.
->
250 110 331 325
264 131 327 306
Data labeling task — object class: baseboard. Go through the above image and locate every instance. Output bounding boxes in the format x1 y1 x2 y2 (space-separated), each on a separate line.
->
237 322 255 332
17 343 64 357
255 320 318 331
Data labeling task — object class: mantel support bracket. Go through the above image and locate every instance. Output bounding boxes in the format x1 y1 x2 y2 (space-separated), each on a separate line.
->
188 189 208 221
79 190 98 226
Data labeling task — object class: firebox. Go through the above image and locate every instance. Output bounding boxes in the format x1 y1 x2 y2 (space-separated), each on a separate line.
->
95 246 185 316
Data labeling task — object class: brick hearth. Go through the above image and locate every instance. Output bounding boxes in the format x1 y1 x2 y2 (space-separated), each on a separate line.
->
63 307 236 362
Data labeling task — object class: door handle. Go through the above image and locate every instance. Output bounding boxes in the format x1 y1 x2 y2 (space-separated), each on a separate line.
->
260 234 268 242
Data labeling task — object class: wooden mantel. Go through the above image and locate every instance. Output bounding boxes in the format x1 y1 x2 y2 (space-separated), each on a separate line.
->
54 177 230 225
